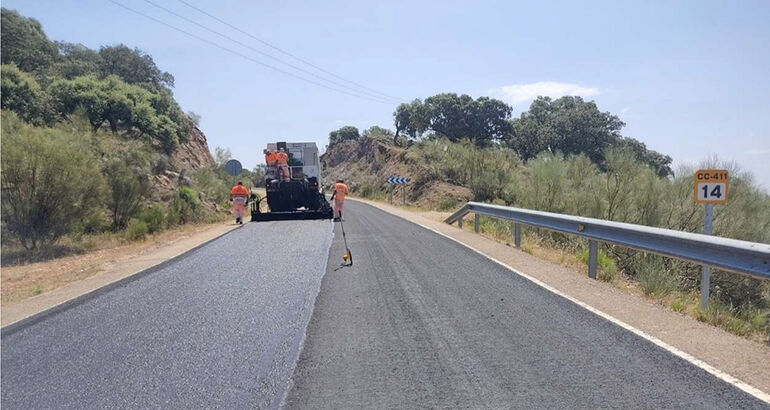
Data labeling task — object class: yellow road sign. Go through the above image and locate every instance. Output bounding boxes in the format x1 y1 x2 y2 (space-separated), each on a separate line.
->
694 169 728 204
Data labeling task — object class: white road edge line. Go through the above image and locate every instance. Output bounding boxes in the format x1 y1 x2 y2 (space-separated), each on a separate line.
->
358 200 770 404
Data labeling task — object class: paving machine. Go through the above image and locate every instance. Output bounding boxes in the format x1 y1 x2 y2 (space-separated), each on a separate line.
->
251 141 334 221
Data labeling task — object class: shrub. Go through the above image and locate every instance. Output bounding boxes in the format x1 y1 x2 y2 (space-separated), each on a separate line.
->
141 205 165 234
1 113 105 250
438 198 461 211
192 168 229 204
168 186 201 225
105 159 149 230
635 255 680 298
125 219 149 241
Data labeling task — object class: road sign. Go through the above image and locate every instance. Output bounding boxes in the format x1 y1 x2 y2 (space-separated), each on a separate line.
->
693 169 728 204
225 159 243 176
387 177 410 184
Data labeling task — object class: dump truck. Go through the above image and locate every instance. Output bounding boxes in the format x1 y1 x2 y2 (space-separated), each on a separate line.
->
251 141 334 221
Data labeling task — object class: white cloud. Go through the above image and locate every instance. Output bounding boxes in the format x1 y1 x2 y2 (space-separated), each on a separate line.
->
488 81 599 106
744 148 770 155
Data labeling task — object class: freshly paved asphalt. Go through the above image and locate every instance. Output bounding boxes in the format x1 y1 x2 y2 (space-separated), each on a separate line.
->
3 201 768 409
1 220 333 409
285 201 768 409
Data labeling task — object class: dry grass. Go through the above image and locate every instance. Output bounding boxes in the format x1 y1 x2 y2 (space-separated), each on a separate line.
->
1 223 226 305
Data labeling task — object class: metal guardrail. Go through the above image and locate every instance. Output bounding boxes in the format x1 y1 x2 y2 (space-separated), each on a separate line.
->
445 202 770 307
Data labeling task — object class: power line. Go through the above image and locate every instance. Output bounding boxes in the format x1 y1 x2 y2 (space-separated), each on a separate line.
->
108 0 392 104
176 0 403 102
143 0 397 103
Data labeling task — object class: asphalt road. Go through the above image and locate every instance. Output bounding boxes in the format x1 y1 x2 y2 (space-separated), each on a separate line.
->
1 220 333 409
285 201 768 409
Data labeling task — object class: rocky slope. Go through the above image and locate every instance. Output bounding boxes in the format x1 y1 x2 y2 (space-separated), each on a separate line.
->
150 125 216 203
321 136 472 207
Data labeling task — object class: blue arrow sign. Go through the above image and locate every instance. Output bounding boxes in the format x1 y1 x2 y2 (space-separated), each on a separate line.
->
387 177 410 184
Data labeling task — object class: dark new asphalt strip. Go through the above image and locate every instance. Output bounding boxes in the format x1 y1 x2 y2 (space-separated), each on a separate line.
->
285 201 768 409
2 220 333 409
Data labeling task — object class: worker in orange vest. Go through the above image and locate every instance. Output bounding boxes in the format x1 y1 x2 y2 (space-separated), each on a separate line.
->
276 147 290 182
330 179 349 221
230 182 250 224
264 149 278 179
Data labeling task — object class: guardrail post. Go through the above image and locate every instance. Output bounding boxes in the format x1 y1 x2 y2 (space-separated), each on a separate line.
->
474 214 480 233
458 217 463 229
514 223 521 248
588 240 598 280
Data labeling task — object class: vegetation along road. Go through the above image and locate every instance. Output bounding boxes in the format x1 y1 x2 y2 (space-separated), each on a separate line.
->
3 201 767 408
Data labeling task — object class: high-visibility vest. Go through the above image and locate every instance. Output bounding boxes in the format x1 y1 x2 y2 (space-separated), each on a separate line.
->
265 153 278 166
276 152 289 165
334 183 349 200
231 185 249 196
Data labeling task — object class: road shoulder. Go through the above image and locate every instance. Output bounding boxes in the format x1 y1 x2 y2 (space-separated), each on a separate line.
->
1 222 240 328
351 198 770 398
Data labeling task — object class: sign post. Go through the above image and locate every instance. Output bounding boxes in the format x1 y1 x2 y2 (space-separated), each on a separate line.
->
387 177 410 206
693 169 729 309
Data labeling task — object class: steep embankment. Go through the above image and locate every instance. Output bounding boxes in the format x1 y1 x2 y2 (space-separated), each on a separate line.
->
321 136 472 206
151 125 215 203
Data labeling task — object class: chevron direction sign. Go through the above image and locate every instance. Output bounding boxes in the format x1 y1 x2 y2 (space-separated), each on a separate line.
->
387 177 410 184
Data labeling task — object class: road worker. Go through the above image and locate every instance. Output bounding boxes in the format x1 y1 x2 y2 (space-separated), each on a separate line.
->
230 182 250 224
276 147 290 182
264 149 278 178
330 179 349 221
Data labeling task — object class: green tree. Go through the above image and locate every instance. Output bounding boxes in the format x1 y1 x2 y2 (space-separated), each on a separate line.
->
0 8 59 74
1 113 104 250
363 125 394 138
98 44 174 90
613 137 673 177
396 94 512 146
1 63 51 124
329 125 360 146
507 96 624 163
55 42 102 79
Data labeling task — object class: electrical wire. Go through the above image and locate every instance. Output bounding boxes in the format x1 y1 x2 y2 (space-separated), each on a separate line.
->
176 0 403 102
108 0 393 104
143 0 397 103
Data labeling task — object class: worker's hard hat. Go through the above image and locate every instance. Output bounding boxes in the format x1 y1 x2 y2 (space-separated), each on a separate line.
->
263 149 269 154
279 147 285 151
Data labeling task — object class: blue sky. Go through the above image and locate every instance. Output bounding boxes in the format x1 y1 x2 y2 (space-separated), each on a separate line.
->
6 0 770 187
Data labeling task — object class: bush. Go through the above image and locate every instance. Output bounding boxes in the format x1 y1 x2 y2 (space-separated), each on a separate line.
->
438 198 461 211
192 168 229 204
635 256 680 298
105 159 149 230
141 205 165 234
168 186 201 225
125 219 149 241
1 113 105 250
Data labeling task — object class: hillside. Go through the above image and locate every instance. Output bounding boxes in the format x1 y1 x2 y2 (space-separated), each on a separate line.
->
322 135 472 207
1 8 227 256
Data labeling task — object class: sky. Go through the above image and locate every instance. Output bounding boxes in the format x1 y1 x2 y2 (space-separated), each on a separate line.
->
5 0 770 188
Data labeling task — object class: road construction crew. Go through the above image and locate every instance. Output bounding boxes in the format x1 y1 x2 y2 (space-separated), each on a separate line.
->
230 182 250 224
330 179 349 221
276 147 290 182
264 149 278 178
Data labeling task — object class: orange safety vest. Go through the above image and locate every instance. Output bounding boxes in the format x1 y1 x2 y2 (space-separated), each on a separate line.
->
334 182 349 200
230 184 249 196
265 152 278 166
276 152 289 165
